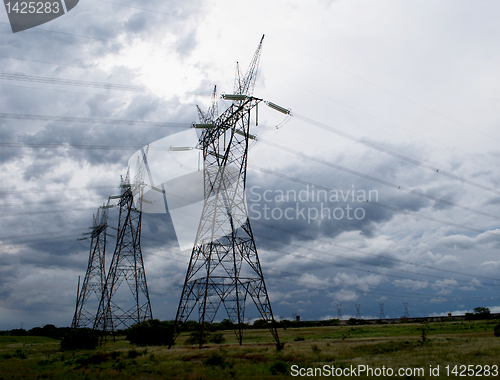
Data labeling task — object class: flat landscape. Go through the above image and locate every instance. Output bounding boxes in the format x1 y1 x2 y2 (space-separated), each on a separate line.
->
1 320 500 379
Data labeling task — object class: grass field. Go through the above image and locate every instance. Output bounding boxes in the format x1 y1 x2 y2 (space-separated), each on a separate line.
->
1 320 500 379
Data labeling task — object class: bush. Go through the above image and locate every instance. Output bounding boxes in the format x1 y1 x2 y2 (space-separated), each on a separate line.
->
60 329 98 350
494 323 500 337
126 320 175 347
10 329 27 336
205 353 226 367
209 332 226 344
185 330 211 345
127 349 142 359
270 361 288 375
75 353 109 366
253 319 270 329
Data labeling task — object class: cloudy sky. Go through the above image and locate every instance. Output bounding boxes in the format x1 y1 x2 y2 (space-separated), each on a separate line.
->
2 0 500 330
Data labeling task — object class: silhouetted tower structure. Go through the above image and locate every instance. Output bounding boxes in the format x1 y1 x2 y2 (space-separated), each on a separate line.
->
336 303 342 320
379 303 385 320
355 304 361 319
72 205 109 328
94 155 153 333
403 302 409 318
174 36 281 348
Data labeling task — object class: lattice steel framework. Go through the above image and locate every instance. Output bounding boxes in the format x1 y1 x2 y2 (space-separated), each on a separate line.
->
174 36 281 348
403 302 409 318
94 157 153 333
355 304 361 320
336 303 342 320
72 206 108 328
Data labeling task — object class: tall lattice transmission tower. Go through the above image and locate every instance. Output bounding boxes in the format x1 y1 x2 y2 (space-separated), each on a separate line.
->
94 151 153 334
355 304 361 319
173 35 281 348
72 204 110 328
403 302 409 318
379 303 385 320
336 303 342 320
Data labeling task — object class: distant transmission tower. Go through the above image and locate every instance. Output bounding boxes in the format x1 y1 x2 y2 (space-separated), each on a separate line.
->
72 204 110 328
379 303 385 320
355 304 361 319
174 35 281 348
95 156 153 333
403 302 409 318
336 303 342 320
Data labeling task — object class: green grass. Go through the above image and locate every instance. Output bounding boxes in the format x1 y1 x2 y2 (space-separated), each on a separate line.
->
1 320 499 379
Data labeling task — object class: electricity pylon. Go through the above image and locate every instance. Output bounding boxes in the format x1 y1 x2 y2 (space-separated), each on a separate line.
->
336 303 342 320
174 35 281 348
94 152 153 334
403 302 409 318
72 205 109 328
355 304 361 319
379 303 385 320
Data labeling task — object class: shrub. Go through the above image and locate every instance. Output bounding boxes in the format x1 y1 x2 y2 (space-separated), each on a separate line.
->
60 329 98 350
294 336 305 341
209 332 226 344
494 323 500 337
185 330 211 345
127 349 141 359
10 329 27 336
311 344 321 353
75 353 109 366
270 361 288 375
126 320 175 347
205 353 226 367
253 319 269 329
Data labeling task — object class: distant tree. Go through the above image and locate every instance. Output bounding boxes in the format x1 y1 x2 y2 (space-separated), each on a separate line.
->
474 307 490 315
126 320 175 347
28 327 44 336
220 319 234 329
60 329 98 350
42 324 58 339
253 319 269 329
182 320 200 332
10 329 27 336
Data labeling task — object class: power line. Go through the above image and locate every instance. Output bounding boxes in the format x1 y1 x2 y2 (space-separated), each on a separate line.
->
0 207 96 218
256 232 498 289
0 142 173 151
0 185 116 196
0 112 190 128
293 113 500 197
0 21 113 43
252 219 500 285
269 35 500 145
0 72 146 92
254 140 500 223
97 0 189 19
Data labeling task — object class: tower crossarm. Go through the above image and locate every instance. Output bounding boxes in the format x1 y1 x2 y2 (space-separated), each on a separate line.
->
197 96 261 150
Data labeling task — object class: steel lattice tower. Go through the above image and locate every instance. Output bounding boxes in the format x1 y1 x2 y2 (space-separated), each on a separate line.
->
379 303 385 320
336 303 342 320
355 304 361 320
403 302 409 318
94 155 153 333
174 36 281 348
72 206 109 328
